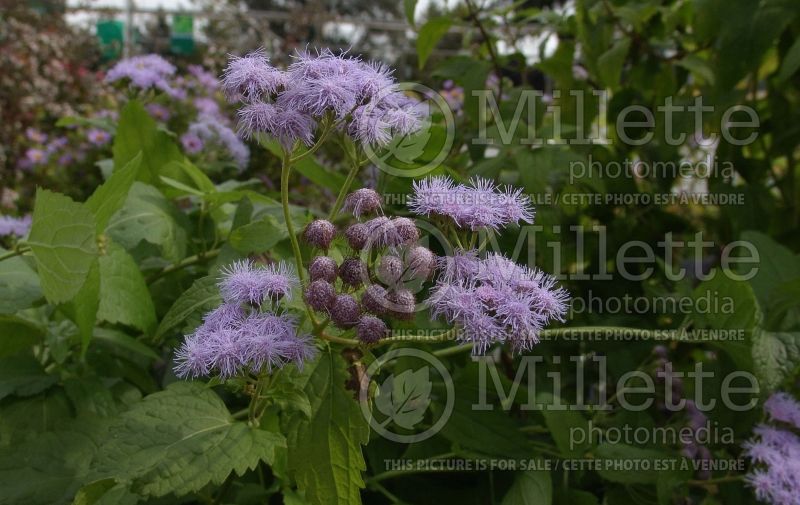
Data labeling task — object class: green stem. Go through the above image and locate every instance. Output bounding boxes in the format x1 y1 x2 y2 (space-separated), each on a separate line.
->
328 156 362 221
290 119 334 164
146 248 220 284
0 244 29 262
282 152 306 283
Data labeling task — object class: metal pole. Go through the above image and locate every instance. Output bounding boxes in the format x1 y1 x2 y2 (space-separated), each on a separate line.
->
124 0 134 57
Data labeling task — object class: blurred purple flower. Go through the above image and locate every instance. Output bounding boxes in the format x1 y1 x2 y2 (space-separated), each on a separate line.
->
86 128 111 147
181 132 204 154
0 214 32 237
24 148 47 166
105 54 177 95
188 116 249 169
146 103 171 122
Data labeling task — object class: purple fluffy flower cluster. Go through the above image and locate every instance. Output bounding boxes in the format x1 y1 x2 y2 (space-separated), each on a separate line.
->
409 176 534 230
743 392 800 505
223 48 423 148
105 54 183 98
174 260 316 379
0 215 32 237
428 251 568 354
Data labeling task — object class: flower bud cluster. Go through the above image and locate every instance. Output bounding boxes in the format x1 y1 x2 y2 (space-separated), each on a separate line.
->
302 188 435 344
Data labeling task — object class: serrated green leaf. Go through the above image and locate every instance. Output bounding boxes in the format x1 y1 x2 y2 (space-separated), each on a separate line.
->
27 189 98 304
416 17 452 69
155 275 220 340
501 468 552 505
107 182 187 262
0 418 109 505
97 244 156 333
288 348 369 505
0 252 41 314
94 382 285 498
752 330 800 391
86 152 142 233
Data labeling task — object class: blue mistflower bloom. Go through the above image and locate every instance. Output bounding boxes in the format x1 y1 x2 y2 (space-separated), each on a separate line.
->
174 260 315 380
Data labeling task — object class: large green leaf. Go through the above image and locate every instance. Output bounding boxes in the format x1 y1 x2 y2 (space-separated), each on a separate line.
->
154 275 220 340
98 244 156 333
229 215 288 255
692 272 762 371
737 231 800 306
436 393 531 458
594 443 673 484
501 468 552 505
0 419 109 505
597 37 631 90
93 382 285 498
107 183 187 262
86 152 143 233
416 17 452 69
0 252 41 314
113 100 185 185
0 355 56 400
64 261 100 354
752 330 800 391
27 189 98 304
537 392 591 457
0 316 44 358
288 348 369 505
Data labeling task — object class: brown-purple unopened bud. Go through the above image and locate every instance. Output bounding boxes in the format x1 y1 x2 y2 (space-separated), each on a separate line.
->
331 294 361 329
377 255 404 285
304 280 336 312
343 188 382 218
308 256 338 283
393 217 419 245
356 315 388 344
362 284 389 316
345 223 369 251
339 257 367 288
406 246 434 279
388 288 415 320
303 219 336 249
